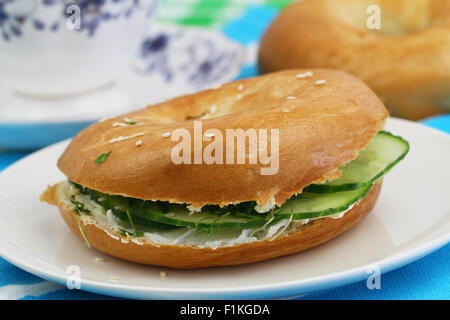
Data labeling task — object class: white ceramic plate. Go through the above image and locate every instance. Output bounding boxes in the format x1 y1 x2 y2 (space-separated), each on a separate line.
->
0 118 448 299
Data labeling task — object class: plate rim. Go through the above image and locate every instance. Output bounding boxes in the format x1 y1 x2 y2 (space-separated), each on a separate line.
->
0 228 448 299
0 117 449 299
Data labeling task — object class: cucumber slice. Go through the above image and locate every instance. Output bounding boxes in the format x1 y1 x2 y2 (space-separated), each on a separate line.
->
275 184 372 220
84 188 180 231
130 185 373 227
112 209 180 231
305 131 409 193
70 182 375 231
71 182 373 230
132 205 268 230
84 188 267 230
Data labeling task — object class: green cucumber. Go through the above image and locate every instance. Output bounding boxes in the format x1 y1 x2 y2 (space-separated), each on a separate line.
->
83 188 180 231
110 209 180 231
275 184 372 220
84 188 268 230
131 184 371 228
132 204 268 230
305 131 409 193
71 182 373 230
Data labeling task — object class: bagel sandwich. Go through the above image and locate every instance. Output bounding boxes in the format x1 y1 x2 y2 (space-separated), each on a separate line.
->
41 69 409 269
259 0 450 120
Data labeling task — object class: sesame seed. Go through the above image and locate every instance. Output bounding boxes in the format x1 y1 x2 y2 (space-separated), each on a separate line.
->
237 84 244 91
131 239 144 246
109 133 144 144
315 80 326 85
94 257 105 263
296 71 313 79
136 140 143 147
110 276 120 283
282 108 289 112
161 132 171 138
160 271 166 280
112 122 127 127
124 117 131 122
286 96 296 100
209 104 218 113
236 94 243 100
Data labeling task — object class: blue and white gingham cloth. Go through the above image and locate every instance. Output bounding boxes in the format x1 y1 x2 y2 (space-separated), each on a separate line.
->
0 5 449 300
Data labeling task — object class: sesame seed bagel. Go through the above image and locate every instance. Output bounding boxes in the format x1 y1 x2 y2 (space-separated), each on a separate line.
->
259 0 450 120
58 69 388 209
41 180 383 269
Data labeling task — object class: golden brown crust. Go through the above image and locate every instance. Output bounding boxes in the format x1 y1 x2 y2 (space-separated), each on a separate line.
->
57 69 388 208
259 0 450 120
46 181 382 269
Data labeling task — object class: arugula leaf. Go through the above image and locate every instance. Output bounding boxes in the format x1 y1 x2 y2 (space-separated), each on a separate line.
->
70 195 92 216
94 151 111 164
134 230 145 237
75 216 91 248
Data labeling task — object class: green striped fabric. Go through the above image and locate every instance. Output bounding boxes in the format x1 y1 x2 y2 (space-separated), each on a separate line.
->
157 0 293 27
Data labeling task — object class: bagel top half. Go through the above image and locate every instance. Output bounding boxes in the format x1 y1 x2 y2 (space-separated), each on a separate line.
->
259 0 450 120
58 69 388 209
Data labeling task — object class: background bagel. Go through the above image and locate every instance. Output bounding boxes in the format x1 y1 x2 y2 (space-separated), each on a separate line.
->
259 0 450 120
58 69 388 209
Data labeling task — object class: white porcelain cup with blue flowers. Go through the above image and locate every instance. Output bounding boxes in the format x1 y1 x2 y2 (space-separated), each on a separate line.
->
0 0 159 97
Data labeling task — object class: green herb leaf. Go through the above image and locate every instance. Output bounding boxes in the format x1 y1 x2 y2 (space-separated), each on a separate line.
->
126 210 137 234
117 228 130 237
125 121 139 125
70 195 92 216
95 151 111 164
76 216 91 248
134 230 144 237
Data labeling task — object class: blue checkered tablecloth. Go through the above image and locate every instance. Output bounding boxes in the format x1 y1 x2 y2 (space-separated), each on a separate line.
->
0 5 449 300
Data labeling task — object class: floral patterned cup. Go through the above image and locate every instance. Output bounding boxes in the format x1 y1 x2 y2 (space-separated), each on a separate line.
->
0 0 159 96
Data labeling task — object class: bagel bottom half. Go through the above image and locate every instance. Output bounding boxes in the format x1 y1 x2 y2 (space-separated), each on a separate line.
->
42 181 382 269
